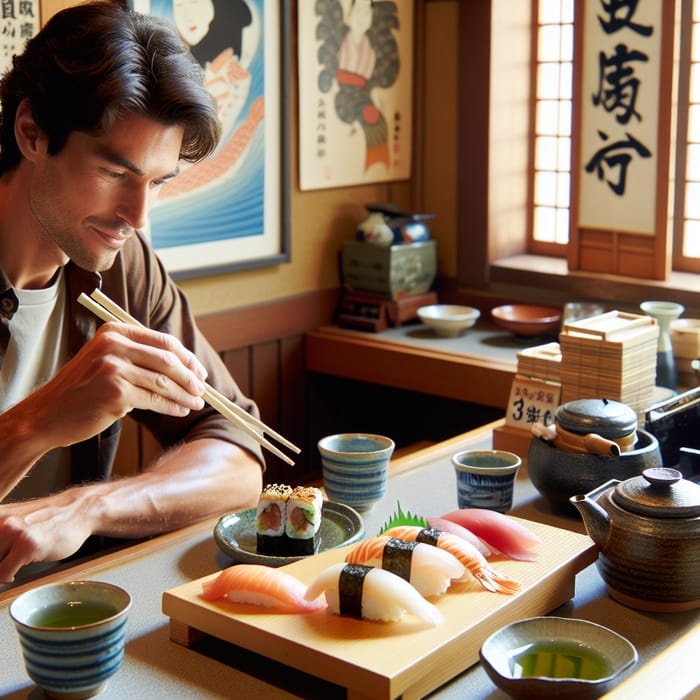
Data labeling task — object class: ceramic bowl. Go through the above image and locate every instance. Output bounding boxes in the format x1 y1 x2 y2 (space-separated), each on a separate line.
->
480 616 638 700
417 304 480 337
491 304 562 337
10 580 131 700
318 433 395 511
527 429 662 514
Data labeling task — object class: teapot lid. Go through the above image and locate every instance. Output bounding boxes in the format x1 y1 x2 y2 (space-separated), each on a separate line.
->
555 398 637 439
613 467 700 518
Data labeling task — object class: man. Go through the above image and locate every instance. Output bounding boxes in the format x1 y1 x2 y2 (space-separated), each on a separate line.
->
0 1 264 584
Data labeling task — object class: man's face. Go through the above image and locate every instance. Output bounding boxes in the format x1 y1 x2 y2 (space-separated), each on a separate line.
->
28 114 183 272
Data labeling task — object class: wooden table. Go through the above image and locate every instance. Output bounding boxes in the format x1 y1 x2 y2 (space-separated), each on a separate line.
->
1 421 698 699
305 323 523 410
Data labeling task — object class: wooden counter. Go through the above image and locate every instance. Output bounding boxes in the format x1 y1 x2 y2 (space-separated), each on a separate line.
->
305 323 522 410
1 421 698 699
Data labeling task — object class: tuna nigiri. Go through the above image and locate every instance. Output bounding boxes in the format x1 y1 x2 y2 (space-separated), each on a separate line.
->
383 525 521 594
439 508 542 562
202 564 326 613
305 562 443 625
345 536 465 596
426 516 494 557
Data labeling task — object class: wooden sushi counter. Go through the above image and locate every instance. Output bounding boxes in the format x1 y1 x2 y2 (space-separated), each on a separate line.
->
1 420 698 699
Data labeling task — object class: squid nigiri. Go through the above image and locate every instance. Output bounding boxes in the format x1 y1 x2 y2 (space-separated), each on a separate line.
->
345 535 465 596
202 564 326 613
305 562 443 626
439 508 542 562
383 525 521 594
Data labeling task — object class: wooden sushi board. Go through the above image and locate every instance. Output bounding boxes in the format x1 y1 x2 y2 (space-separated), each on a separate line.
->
162 518 597 700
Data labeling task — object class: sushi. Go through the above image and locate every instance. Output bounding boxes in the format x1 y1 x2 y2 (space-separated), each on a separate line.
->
256 484 293 555
383 525 521 594
202 564 326 613
345 535 464 596
285 486 323 555
439 508 542 562
305 562 443 625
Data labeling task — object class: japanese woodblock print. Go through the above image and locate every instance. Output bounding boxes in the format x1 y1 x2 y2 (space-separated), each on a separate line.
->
129 0 289 277
297 0 414 190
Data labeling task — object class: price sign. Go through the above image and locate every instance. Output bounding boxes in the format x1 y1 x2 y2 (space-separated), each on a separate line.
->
505 375 561 430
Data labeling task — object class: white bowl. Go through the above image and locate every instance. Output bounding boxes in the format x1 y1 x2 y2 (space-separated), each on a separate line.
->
417 304 480 337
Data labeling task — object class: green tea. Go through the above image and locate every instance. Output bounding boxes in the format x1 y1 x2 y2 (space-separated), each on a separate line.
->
28 600 118 628
509 641 611 680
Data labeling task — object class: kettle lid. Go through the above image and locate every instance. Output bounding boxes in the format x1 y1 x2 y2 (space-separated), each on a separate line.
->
555 398 637 439
613 467 700 518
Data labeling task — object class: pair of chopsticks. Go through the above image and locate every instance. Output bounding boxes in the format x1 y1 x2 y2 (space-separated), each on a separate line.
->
78 288 300 466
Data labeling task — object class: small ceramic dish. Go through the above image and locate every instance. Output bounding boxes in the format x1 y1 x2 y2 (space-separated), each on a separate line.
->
491 304 562 337
214 501 364 567
480 616 638 700
417 304 480 337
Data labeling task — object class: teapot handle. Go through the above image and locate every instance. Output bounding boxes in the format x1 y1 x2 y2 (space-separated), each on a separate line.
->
580 478 620 502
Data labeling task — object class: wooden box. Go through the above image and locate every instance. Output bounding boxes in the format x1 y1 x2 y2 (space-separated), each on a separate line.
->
341 240 437 300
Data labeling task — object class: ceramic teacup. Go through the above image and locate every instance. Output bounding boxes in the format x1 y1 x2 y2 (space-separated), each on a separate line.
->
318 433 395 511
10 580 131 700
452 449 521 513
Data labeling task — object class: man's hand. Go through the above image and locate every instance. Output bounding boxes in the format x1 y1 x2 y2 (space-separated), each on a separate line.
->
0 490 94 583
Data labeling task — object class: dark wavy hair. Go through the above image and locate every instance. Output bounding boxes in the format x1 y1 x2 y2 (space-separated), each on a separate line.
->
0 0 221 174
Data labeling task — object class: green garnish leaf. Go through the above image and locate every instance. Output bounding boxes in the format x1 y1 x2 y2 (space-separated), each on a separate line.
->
378 501 429 535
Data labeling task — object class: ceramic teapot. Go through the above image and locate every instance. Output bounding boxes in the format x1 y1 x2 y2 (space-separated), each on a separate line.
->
570 467 700 612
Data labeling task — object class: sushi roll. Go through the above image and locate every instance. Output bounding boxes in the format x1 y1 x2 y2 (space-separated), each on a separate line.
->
305 562 443 625
345 536 464 596
256 484 293 555
285 486 323 555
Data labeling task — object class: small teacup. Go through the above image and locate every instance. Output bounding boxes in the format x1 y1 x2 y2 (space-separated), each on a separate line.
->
452 450 521 513
10 580 131 700
318 433 395 511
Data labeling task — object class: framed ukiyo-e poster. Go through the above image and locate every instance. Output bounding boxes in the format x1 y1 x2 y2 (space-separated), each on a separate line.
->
130 0 290 278
297 0 414 190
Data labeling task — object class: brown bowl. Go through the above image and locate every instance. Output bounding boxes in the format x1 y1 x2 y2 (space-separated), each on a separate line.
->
491 304 561 337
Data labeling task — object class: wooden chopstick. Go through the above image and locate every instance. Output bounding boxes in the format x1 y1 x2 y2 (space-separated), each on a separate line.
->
77 289 300 466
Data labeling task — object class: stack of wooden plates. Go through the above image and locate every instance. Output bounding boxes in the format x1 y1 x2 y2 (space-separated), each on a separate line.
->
517 342 562 383
559 311 659 417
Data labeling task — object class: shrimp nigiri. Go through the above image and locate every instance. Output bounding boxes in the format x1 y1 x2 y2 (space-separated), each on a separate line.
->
345 535 465 596
440 508 542 562
305 562 443 625
202 564 326 613
383 526 521 594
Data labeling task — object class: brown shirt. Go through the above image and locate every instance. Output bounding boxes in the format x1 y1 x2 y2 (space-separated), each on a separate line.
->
0 230 265 487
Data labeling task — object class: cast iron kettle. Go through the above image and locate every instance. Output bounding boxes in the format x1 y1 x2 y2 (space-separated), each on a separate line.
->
570 466 700 612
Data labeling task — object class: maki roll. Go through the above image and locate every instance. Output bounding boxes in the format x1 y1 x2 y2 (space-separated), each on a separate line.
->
285 486 323 555
256 484 292 555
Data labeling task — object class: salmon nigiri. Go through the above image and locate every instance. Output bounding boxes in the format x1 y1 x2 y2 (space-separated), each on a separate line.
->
345 535 465 596
439 508 542 562
383 525 521 594
202 564 326 613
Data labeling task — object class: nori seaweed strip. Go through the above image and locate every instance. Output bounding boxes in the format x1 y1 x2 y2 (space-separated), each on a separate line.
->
381 537 416 581
339 564 371 618
415 527 442 546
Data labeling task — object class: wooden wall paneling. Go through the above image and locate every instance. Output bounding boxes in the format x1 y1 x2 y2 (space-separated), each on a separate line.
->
222 346 252 398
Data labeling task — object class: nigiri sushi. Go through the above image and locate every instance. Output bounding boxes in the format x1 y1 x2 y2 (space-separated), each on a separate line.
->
345 535 464 596
426 516 494 557
305 562 443 626
202 564 326 613
383 525 521 594
439 508 542 562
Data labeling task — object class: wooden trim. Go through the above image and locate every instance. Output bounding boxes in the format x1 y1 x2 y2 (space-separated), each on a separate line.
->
196 288 339 352
305 326 515 410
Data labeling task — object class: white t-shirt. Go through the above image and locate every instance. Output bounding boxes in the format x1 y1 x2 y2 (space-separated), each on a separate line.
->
1 270 71 501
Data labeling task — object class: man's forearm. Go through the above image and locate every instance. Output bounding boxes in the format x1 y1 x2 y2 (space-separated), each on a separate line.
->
86 438 263 538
